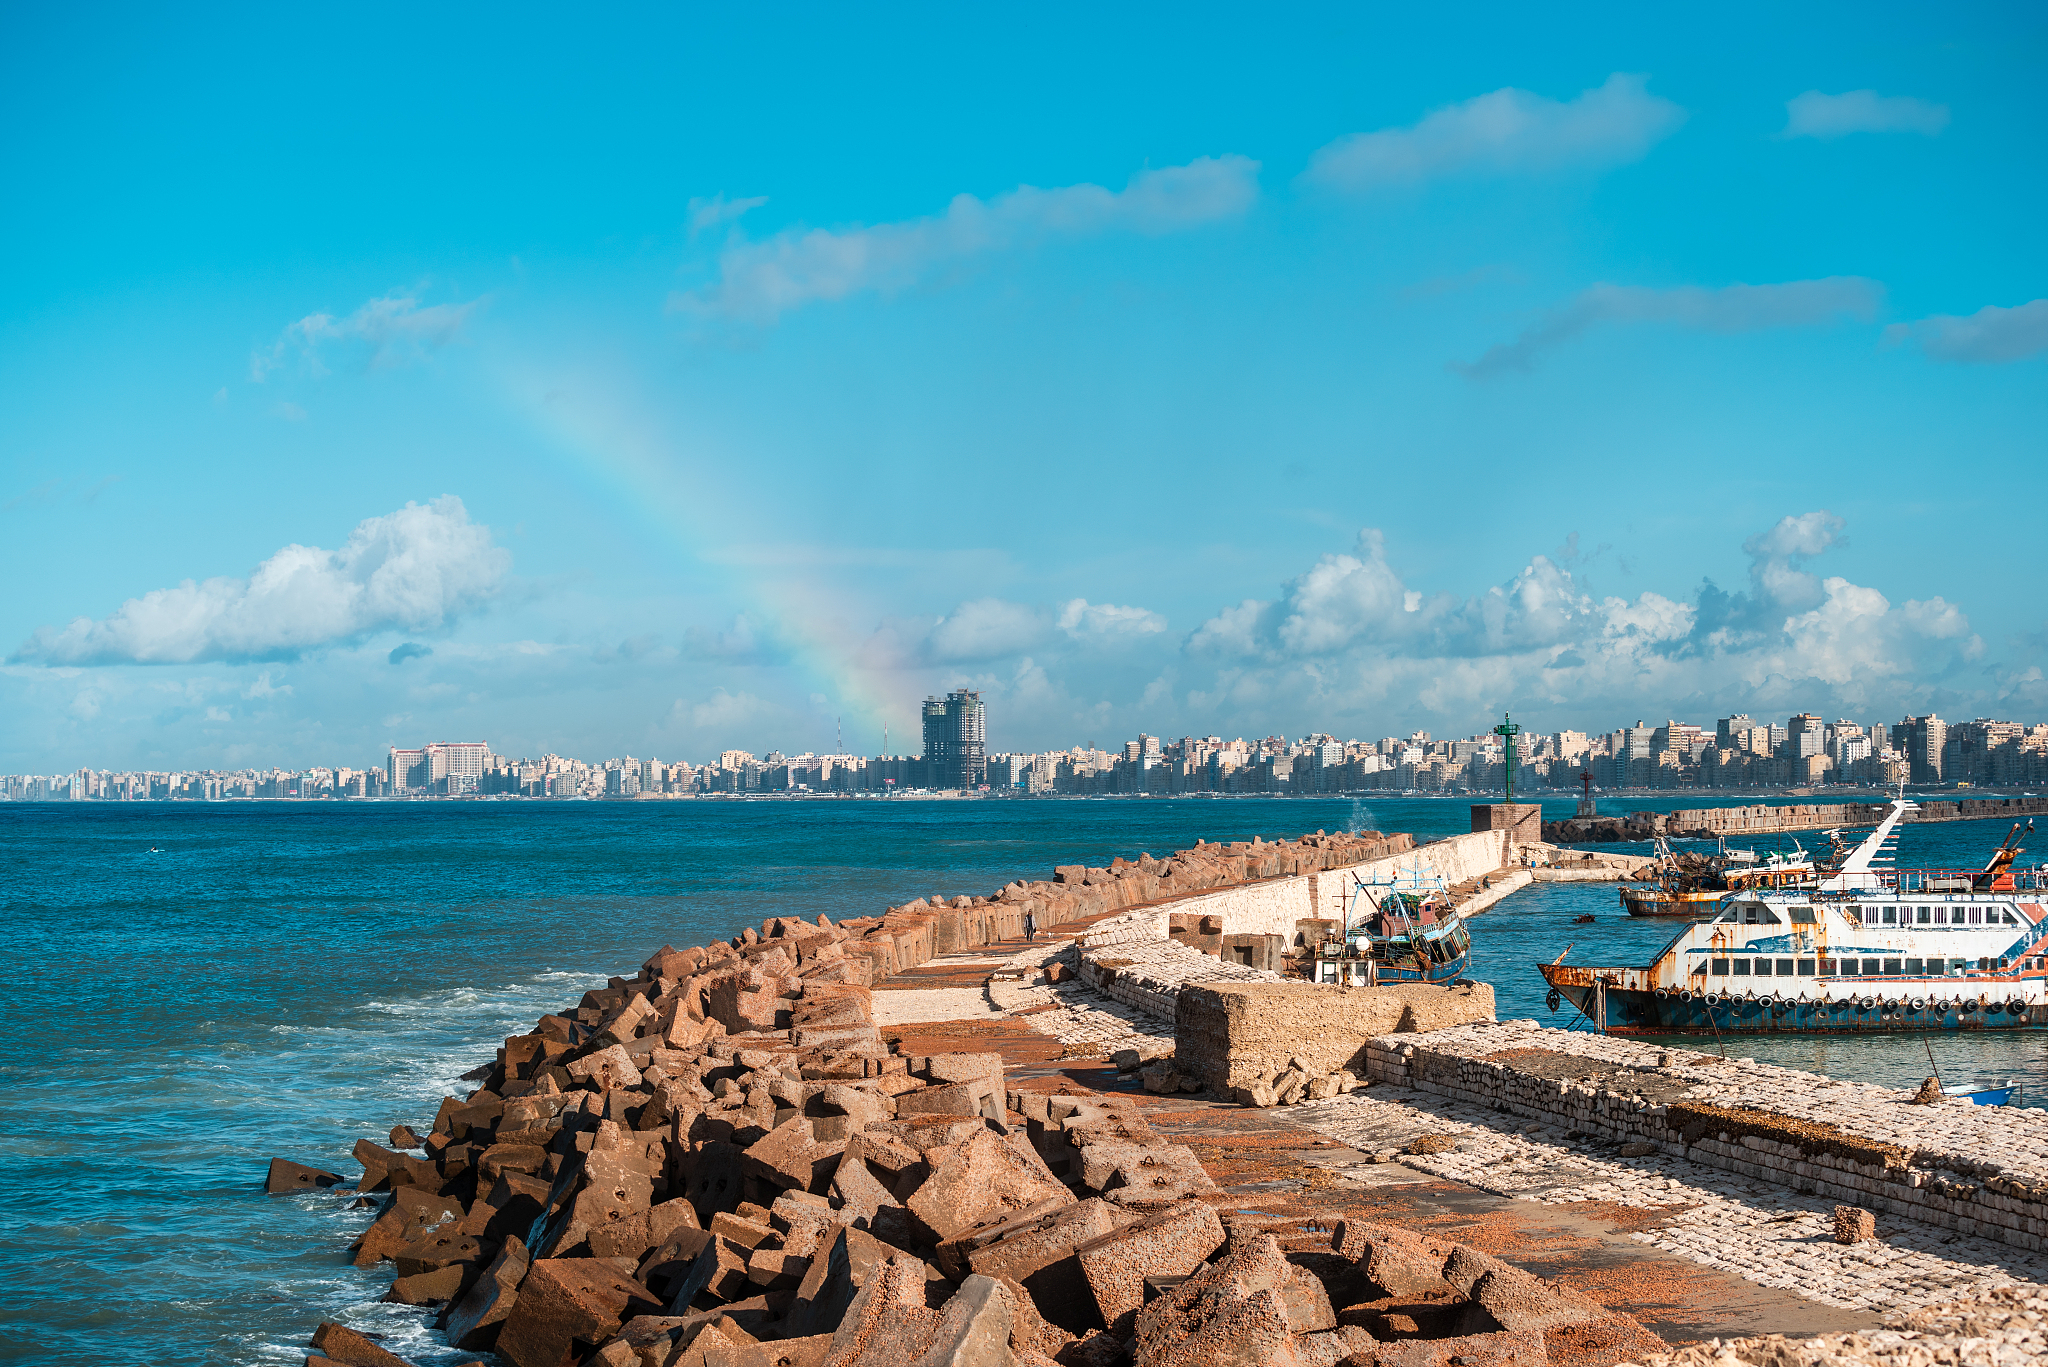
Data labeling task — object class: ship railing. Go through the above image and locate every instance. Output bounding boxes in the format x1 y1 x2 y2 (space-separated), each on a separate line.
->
1809 868 2048 895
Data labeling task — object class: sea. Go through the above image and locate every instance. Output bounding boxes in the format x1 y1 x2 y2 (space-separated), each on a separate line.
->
4 794 2044 1365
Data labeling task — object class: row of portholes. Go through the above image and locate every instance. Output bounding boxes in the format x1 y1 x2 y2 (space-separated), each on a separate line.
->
1545 987 2032 1016
1661 987 2030 1016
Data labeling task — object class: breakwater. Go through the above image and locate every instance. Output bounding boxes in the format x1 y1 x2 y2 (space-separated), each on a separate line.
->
275 822 1672 1366
1546 794 2048 844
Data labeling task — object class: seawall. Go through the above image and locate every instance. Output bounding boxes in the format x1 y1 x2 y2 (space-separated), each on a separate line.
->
1546 794 2048 843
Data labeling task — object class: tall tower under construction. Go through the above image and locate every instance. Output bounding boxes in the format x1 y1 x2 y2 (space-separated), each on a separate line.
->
921 689 986 789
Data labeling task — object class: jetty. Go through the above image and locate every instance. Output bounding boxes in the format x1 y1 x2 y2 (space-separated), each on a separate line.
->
1546 794 2048 844
269 820 2048 1366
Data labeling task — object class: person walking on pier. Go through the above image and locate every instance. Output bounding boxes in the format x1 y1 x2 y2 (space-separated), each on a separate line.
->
1024 911 1036 943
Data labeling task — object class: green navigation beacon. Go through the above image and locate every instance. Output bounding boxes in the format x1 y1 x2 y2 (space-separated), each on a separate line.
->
1492 711 1522 804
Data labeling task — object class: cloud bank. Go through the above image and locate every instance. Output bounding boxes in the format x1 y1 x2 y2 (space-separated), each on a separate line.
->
1175 513 1981 729
1303 74 1684 191
675 155 1261 323
251 291 484 381
1457 277 1884 377
1782 90 1949 140
17 497 508 665
1885 298 2048 364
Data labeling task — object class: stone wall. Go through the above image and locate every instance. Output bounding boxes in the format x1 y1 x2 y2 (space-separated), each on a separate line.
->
1175 981 1498 1098
1549 795 2048 843
1366 1021 2048 1254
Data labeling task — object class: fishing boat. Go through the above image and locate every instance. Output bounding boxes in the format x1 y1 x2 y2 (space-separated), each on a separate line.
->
1540 797 2047 1034
1945 1080 2020 1106
1619 836 1819 917
1311 867 1471 986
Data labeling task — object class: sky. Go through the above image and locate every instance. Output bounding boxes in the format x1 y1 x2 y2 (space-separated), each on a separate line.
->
3 3 2045 773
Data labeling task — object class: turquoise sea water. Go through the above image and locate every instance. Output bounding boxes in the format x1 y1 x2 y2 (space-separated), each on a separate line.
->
2 796 2041 1365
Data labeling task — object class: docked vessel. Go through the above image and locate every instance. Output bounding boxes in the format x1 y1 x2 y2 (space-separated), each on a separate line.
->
1311 867 1472 986
1619 837 1818 917
1541 798 2047 1034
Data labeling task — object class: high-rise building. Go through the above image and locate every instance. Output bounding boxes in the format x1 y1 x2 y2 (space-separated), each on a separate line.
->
425 741 490 794
1897 715 1946 785
388 747 426 791
1787 713 1824 760
921 689 986 789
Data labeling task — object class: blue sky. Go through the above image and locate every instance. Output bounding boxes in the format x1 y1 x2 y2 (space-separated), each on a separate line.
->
4 3 2044 772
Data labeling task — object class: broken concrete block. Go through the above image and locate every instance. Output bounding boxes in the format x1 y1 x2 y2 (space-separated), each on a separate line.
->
266 1158 344 1194
1073 1199 1226 1332
1833 1205 1877 1244
819 1254 941 1364
1441 1245 1601 1335
492 1258 663 1367
742 1117 846 1194
1333 1219 1457 1302
965 1198 1134 1333
1618 1140 1657 1158
1130 1230 1317 1362
308 1321 420 1367
566 1044 645 1092
782 1225 891 1339
667 1235 756 1310
1077 1142 1216 1206
912 1274 1017 1367
442 1234 529 1350
383 1263 467 1306
905 1129 1072 1243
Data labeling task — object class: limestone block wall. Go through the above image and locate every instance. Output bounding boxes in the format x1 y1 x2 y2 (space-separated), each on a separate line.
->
1366 1024 2048 1254
1176 981 1497 1098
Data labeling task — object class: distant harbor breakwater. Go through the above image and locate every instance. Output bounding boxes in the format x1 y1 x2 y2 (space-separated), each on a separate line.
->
1546 794 2048 844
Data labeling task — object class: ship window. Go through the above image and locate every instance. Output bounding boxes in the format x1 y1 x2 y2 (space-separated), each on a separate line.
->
1790 906 1816 924
1884 958 1902 975
1817 956 1837 974
1917 908 1931 924
1862 958 1881 975
1935 907 1948 924
1711 959 1730 974
1882 908 1898 924
2002 910 2016 925
1797 959 1816 975
1775 958 1795 976
1969 908 1983 925
1743 905 1760 923
1905 958 1924 974
1732 959 1751 975
1979 957 1994 971
1951 958 1968 971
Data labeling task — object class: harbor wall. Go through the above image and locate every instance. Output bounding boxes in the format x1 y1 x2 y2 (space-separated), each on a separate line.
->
1177 980 1497 1097
1546 794 2048 844
1368 1021 2048 1254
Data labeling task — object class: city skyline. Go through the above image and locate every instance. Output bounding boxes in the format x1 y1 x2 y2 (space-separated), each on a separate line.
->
10 701 2045 802
4 8 2044 772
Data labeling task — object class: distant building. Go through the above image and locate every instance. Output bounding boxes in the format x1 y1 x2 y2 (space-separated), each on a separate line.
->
425 741 490 795
388 747 426 791
921 689 986 788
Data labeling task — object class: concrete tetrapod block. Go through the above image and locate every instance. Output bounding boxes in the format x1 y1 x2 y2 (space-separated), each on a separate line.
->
963 1197 1137 1334
493 1258 664 1367
1072 1198 1227 1333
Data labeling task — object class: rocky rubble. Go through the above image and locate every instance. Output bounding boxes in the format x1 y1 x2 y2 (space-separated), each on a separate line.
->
272 828 1664 1367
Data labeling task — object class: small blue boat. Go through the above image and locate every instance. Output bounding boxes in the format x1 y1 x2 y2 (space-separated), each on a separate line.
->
1944 1080 2019 1106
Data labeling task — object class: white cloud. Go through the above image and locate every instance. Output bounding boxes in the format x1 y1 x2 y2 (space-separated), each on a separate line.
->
1782 90 1949 140
687 192 769 239
1179 513 1985 729
928 599 1048 662
684 688 774 731
1457 277 1883 378
674 155 1260 323
1059 599 1167 638
251 291 484 381
16 496 508 665
1302 74 1684 191
1884 298 2048 364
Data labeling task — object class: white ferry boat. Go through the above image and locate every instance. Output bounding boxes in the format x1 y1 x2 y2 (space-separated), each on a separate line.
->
1539 796 2046 1034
